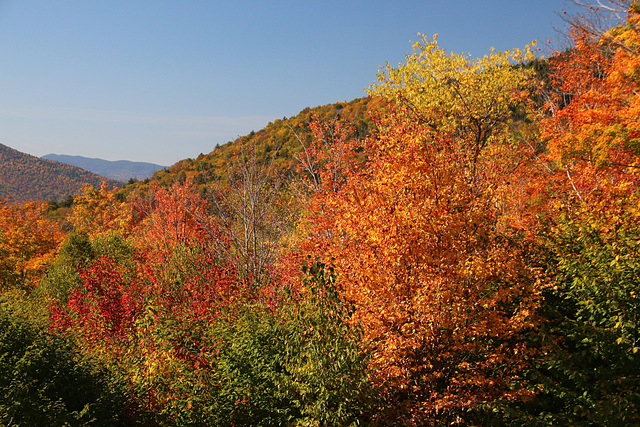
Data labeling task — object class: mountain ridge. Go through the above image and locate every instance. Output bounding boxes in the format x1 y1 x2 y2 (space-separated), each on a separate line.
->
42 154 167 181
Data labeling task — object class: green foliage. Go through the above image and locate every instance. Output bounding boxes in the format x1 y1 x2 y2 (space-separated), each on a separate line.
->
61 231 95 266
39 231 136 305
0 297 128 426
205 261 373 426
556 211 640 354
542 201 640 424
38 232 92 306
493 197 640 425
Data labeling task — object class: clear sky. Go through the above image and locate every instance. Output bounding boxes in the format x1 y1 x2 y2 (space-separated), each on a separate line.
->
1 0 580 166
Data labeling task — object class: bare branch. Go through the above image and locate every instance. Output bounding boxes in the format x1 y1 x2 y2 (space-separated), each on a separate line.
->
559 0 632 44
204 137 299 287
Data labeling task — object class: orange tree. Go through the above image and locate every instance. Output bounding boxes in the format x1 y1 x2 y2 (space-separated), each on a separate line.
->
0 200 64 291
542 4 640 173
300 42 545 421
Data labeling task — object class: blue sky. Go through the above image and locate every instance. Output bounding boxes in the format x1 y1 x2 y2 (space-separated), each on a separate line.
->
1 0 580 165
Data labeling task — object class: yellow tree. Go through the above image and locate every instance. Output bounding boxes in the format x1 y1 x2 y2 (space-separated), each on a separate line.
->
368 34 536 178
69 182 131 238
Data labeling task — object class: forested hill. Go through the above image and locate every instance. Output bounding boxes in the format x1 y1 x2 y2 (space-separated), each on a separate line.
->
0 143 122 202
122 97 376 194
2 98 374 202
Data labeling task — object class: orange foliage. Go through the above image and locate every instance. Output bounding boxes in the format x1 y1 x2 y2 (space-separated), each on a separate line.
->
302 106 542 423
0 199 64 289
542 6 640 173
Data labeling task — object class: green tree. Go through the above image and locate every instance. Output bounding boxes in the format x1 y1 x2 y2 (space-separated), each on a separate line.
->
0 300 129 426
512 190 640 425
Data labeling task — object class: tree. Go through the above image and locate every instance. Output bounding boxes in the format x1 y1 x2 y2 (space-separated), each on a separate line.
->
368 34 536 179
206 261 373 426
0 301 129 426
550 184 640 423
293 115 361 195
69 182 131 238
0 200 64 290
509 5 640 423
542 3 640 174
287 37 549 423
560 1 632 45
207 139 299 287
302 102 543 423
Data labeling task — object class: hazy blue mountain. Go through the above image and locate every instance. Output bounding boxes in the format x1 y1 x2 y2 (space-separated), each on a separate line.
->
42 154 167 181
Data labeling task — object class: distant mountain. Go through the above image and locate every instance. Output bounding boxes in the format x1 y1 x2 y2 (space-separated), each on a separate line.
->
42 154 167 181
0 143 122 202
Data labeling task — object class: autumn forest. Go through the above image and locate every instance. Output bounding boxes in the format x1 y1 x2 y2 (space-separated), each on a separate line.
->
2 2 640 425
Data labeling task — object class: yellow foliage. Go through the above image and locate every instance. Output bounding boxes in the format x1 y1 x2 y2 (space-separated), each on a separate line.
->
70 182 131 238
368 34 536 155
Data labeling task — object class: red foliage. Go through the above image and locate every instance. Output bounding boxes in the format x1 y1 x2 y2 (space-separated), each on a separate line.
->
55 256 142 350
51 181 244 370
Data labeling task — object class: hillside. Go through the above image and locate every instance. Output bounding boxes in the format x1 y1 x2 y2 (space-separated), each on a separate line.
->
0 143 122 202
42 154 167 181
119 97 377 197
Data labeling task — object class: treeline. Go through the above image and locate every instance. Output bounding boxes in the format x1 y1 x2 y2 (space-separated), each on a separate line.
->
0 143 122 202
2 3 640 425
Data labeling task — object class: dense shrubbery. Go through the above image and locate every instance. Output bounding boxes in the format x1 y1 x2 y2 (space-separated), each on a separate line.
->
0 297 129 426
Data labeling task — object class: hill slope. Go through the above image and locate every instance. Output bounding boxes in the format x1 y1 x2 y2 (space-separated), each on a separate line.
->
0 143 122 202
42 154 166 181
120 97 376 197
